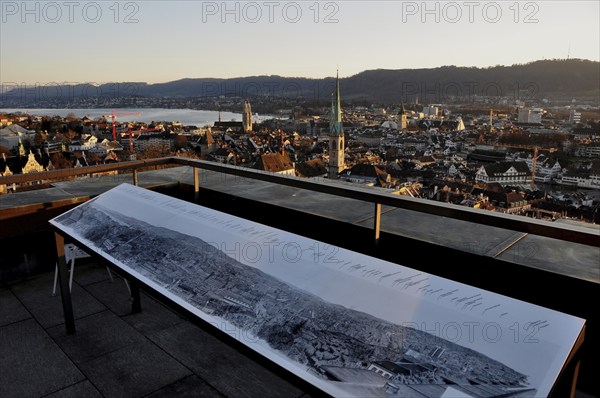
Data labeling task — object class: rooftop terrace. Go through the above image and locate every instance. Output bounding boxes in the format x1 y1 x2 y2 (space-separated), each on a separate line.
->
1 261 307 397
1 158 598 397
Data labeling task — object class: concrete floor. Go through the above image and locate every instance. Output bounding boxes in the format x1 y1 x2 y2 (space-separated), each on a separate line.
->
0 262 308 398
1 262 597 398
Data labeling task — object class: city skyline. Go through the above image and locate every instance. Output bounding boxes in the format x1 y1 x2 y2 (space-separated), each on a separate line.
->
1 1 599 84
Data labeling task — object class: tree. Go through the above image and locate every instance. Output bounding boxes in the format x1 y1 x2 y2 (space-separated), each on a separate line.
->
118 150 133 162
63 129 77 144
384 147 399 161
41 117 53 133
87 153 102 165
34 131 45 147
22 138 32 152
140 143 171 160
50 153 73 169
174 135 188 151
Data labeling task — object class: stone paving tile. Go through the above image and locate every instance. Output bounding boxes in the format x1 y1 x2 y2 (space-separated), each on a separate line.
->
10 273 105 329
2 266 598 398
78 340 192 398
46 310 146 364
43 380 102 398
145 375 225 398
148 322 303 398
0 288 31 326
83 277 136 317
69 261 114 287
80 266 186 334
122 294 185 335
0 319 84 398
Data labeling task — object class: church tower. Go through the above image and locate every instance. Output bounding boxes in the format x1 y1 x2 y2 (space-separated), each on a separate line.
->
399 102 407 130
242 100 252 132
328 71 344 178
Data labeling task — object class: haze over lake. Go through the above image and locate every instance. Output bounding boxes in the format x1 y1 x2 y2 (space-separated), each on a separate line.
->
0 108 272 127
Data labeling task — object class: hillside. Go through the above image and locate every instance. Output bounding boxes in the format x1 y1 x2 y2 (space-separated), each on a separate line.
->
2 59 597 105
103 59 600 102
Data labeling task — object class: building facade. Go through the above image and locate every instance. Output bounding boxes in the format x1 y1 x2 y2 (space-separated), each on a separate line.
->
518 108 543 123
569 109 582 124
475 161 531 186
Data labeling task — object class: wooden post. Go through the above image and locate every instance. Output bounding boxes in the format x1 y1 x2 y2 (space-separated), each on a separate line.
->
194 167 200 202
133 169 139 186
374 203 381 245
54 232 76 334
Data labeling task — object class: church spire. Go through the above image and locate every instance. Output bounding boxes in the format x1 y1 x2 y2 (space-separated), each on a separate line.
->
328 70 345 178
330 70 343 136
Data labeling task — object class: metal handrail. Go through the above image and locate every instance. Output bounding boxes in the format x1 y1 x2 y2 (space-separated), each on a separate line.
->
2 156 598 247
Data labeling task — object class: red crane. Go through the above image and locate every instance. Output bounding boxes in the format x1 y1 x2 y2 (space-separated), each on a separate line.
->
125 126 160 159
104 109 142 141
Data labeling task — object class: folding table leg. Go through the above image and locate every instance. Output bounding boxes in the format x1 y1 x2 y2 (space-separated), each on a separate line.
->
54 233 76 334
129 279 142 313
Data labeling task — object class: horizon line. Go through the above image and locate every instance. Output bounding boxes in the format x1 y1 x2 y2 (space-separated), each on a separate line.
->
2 58 597 86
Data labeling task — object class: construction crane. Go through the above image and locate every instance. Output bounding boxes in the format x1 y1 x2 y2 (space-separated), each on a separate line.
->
103 110 142 141
124 126 160 160
496 143 558 189
279 129 285 156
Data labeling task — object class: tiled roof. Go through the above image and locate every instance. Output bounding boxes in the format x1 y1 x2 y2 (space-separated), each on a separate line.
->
295 159 326 177
484 161 530 176
345 163 386 178
256 152 294 173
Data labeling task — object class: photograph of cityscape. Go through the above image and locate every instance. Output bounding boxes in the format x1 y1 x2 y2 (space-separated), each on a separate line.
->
50 183 585 397
1 1 598 397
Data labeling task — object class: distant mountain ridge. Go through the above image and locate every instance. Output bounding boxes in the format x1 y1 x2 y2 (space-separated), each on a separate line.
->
3 59 598 104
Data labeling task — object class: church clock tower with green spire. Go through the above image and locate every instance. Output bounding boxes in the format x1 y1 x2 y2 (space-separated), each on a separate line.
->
328 71 345 178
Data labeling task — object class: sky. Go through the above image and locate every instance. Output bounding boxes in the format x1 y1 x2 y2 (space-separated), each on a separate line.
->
1 1 598 84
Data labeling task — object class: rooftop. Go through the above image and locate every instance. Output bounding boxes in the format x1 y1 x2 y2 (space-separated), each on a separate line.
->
1 159 599 397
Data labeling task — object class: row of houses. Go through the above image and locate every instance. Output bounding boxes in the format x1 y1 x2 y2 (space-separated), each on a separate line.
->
0 150 119 194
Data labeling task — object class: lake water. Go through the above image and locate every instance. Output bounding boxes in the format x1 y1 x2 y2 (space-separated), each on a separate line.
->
0 108 271 127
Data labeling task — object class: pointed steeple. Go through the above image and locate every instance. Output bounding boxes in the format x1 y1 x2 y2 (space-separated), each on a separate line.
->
330 70 343 137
